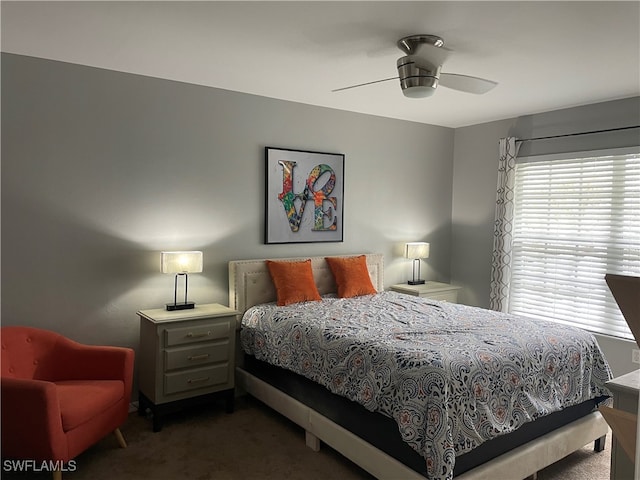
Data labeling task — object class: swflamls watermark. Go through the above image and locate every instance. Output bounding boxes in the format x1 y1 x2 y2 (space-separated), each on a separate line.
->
3 459 77 473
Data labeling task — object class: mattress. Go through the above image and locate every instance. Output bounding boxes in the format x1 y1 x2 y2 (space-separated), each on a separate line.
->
240 291 612 479
242 355 606 477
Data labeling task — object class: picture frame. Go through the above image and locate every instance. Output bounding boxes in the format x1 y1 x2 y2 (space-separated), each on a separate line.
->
265 147 344 244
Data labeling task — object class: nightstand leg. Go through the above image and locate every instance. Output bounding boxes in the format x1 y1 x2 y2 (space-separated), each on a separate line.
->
137 392 147 416
152 413 164 433
225 389 235 413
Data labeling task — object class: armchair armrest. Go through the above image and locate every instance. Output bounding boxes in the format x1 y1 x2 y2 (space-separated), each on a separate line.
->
1 377 67 460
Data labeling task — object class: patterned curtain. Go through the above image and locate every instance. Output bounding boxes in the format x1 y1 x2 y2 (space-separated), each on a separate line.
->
489 137 520 312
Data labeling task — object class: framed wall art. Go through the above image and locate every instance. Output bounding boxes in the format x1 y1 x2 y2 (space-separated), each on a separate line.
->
265 147 344 244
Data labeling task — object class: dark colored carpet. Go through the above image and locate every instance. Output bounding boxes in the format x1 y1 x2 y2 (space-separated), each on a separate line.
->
2 396 611 480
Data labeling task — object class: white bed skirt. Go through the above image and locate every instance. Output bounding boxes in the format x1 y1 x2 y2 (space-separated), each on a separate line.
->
237 367 609 480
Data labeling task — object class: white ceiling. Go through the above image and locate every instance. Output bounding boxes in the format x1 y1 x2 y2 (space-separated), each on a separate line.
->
2 1 639 128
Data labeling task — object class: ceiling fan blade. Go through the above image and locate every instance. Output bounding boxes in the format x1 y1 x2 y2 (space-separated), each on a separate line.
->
439 73 498 94
332 76 399 93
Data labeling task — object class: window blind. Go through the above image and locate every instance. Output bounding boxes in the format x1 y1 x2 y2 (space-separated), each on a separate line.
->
509 148 640 340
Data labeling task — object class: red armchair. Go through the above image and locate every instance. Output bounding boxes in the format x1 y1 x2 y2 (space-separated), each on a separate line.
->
1 326 134 479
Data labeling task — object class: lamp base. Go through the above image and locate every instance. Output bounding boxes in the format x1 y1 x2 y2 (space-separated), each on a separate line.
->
166 302 196 311
408 280 425 285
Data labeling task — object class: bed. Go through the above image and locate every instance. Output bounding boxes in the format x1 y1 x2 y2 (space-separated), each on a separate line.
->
229 254 612 480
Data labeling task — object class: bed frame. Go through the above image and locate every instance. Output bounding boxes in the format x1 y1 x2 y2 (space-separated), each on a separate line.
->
229 254 609 480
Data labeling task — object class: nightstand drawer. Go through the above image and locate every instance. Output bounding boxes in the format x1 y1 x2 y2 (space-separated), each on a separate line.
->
164 341 230 371
164 321 231 347
164 364 229 395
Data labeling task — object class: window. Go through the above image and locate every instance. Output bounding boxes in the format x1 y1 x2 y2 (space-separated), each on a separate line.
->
509 147 640 340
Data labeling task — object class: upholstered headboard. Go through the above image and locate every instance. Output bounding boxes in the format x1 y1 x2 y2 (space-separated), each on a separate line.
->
228 254 384 314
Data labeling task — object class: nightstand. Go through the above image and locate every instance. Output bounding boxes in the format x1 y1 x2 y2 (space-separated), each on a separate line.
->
137 303 239 432
389 281 461 303
606 369 639 480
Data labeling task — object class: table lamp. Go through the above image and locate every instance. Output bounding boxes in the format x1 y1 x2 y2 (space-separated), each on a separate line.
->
161 251 203 311
405 242 430 285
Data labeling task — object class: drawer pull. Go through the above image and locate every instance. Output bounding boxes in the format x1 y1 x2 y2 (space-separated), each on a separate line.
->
188 354 210 361
186 331 211 338
187 376 210 384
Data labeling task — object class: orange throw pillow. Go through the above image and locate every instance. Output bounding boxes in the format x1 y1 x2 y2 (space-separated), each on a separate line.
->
325 255 377 298
266 259 322 306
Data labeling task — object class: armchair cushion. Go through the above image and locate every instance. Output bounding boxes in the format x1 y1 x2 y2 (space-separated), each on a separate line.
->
56 380 125 431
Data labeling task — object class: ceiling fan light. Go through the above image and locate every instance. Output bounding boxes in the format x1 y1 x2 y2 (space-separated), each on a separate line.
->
402 84 437 98
399 76 438 98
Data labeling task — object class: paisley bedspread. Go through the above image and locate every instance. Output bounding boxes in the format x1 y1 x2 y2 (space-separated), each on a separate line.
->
240 291 612 479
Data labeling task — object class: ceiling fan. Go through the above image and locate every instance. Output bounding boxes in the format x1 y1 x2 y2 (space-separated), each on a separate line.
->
333 34 498 98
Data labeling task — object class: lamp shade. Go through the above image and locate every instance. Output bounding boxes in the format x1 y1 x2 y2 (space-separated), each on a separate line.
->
405 242 430 260
161 251 203 274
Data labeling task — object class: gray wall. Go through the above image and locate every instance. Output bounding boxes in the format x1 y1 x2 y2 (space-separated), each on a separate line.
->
451 96 640 376
1 53 454 350
2 52 638 380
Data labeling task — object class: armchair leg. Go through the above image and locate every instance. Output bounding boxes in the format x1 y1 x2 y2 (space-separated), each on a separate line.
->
53 469 62 480
114 427 127 448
